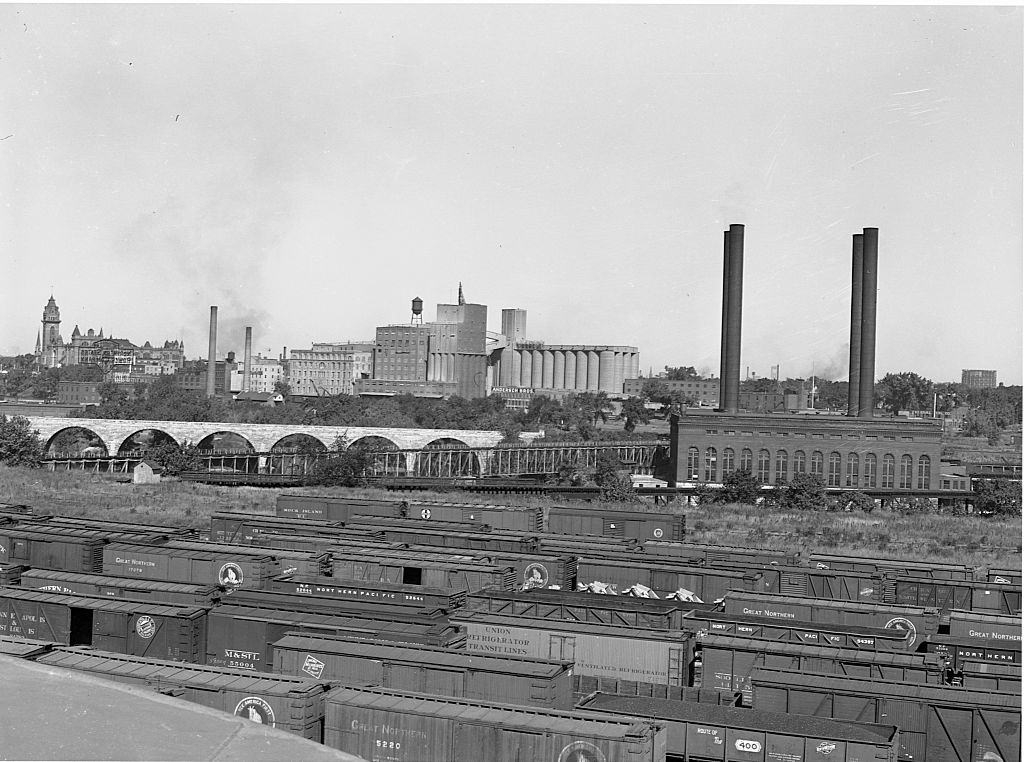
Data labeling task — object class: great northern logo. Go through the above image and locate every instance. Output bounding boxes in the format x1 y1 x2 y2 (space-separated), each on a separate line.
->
135 615 156 639
558 740 607 762
218 562 244 588
235 697 275 726
884 616 918 647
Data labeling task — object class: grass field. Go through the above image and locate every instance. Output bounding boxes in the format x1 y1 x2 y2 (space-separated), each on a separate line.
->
1 466 1020 570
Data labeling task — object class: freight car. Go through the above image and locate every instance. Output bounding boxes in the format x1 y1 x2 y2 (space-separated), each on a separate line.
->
546 505 684 542
18 568 222 606
36 646 330 741
220 588 449 619
924 634 1021 670
329 548 519 592
323 685 667 762
576 692 900 762
806 552 975 580
161 539 333 578
0 586 207 661
681 610 915 653
892 576 1022 619
957 660 1023 692
266 575 467 612
276 494 404 522
403 500 544 532
465 587 714 630
273 632 574 709
749 666 1021 762
206 601 463 672
575 554 764 601
697 634 945 705
948 610 1023 643
721 591 940 648
24 514 198 540
247 531 399 554
451 609 694 694
209 511 373 544
641 541 799 567
0 527 110 574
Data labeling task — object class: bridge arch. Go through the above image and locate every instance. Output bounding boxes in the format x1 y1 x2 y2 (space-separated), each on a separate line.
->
195 431 255 453
415 437 481 477
270 434 330 453
349 435 405 477
115 429 179 456
45 427 109 458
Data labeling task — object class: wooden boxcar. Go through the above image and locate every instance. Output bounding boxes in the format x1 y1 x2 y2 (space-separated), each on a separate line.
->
642 541 799 567
19 568 222 606
947 610 1023 643
330 549 518 592
209 510 368 544
266 574 467 612
160 539 332 578
323 685 667 762
806 552 975 580
276 493 404 522
404 500 544 532
0 527 108 574
33 515 198 540
721 591 940 648
0 586 206 661
546 505 684 542
892 576 1022 618
924 634 1021 670
576 555 763 601
452 609 694 693
697 634 945 705
220 587 449 619
956 659 1022 692
273 632 574 709
577 692 900 762
104 542 286 590
750 666 1021 762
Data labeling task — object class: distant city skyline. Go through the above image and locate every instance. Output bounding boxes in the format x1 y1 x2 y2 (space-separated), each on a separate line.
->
3 5 1020 383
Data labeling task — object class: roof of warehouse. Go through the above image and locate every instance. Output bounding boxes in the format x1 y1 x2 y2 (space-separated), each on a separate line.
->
0 655 365 761
579 692 897 742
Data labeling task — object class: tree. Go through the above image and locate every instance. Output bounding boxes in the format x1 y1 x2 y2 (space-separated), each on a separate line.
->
144 441 203 476
718 468 762 505
273 380 292 398
305 435 373 487
640 378 670 403
962 409 1001 444
779 473 826 511
844 491 876 513
592 451 640 503
664 366 699 380
972 479 1022 517
0 415 43 467
875 372 933 415
620 397 650 433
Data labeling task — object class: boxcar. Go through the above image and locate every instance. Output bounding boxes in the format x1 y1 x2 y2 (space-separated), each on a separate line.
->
806 552 974 580
273 632 574 709
404 500 544 533
103 542 288 590
206 603 463 672
465 587 714 630
947 610 1023 643
682 610 914 653
750 666 1021 762
452 609 694 693
0 527 107 574
892 576 1022 618
248 531 399 553
341 521 536 553
697 634 944 705
160 539 332 578
924 634 1021 670
0 586 207 661
722 591 940 648
957 660 1022 692
330 549 518 592
36 646 329 741
323 685 667 762
0 564 26 584
576 555 763 601
210 510 361 544
988 567 1023 585
642 541 799 567
577 692 900 762
546 505 685 542
276 493 404 522
266 575 467 612
221 587 449 619
35 515 198 540
19 568 221 606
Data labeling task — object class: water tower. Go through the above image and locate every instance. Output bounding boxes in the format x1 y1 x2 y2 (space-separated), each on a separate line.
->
411 297 423 325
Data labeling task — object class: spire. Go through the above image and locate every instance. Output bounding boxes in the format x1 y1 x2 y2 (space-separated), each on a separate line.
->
458 282 465 306
72 325 81 337
35 330 41 351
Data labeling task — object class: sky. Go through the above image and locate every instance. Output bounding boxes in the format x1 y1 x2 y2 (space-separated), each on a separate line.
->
2 4 1021 384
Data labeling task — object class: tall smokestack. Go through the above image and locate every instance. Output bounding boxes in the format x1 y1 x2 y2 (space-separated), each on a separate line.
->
243 327 253 392
847 234 864 416
724 223 744 412
719 230 731 407
857 228 879 417
206 306 218 398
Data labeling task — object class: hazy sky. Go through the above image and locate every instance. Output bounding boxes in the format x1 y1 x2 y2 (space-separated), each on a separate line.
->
3 5 1021 384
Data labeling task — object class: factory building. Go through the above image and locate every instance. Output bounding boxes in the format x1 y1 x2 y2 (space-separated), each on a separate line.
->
961 369 998 389
669 225 942 490
288 343 374 397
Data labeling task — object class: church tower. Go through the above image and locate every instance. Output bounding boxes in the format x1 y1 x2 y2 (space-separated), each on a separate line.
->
39 295 64 368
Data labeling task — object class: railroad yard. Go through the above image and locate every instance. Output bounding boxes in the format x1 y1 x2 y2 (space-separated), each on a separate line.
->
0 470 1020 761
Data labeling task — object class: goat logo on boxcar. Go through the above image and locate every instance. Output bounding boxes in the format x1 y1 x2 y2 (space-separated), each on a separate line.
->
219 562 244 588
135 615 156 639
234 697 275 726
558 740 606 762
523 563 549 590
884 616 917 647
653 528 664 538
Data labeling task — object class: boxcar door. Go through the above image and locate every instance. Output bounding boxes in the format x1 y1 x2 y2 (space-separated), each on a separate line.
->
91 610 128 653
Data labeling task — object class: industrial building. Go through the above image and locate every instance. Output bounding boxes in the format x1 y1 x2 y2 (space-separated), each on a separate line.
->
669 225 943 490
288 343 374 397
961 369 998 389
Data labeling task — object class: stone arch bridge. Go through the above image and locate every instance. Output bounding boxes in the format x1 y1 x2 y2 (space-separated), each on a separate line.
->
27 417 506 457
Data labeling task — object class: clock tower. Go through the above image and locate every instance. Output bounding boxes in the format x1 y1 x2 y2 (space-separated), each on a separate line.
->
38 295 64 368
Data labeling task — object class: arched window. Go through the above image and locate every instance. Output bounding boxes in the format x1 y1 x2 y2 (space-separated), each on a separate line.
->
794 450 806 475
917 455 931 489
810 451 824 477
828 452 842 487
900 455 913 489
775 450 788 484
846 453 860 487
864 453 877 488
687 446 700 480
704 447 718 482
740 448 753 472
722 448 735 475
757 449 771 483
882 454 895 488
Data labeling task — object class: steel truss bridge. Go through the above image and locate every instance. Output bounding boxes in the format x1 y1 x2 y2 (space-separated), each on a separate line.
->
41 440 670 480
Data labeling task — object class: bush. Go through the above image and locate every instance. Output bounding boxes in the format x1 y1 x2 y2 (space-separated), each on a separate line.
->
718 469 762 506
779 473 826 511
305 437 376 487
143 442 203 476
972 479 1022 517
0 415 42 467
845 491 876 513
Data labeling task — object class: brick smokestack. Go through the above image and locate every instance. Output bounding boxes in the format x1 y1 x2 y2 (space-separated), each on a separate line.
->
243 327 253 392
718 229 731 408
847 233 863 416
206 306 218 398
724 223 744 412
857 228 879 417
